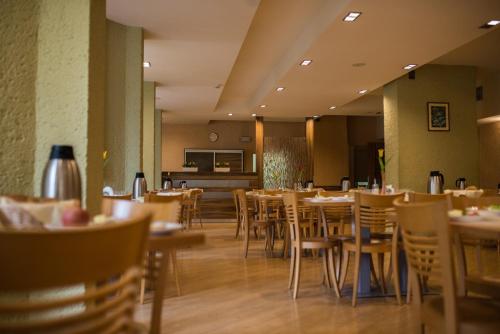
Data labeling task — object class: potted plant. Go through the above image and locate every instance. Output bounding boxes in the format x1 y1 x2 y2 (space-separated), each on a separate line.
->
214 161 230 172
182 161 198 172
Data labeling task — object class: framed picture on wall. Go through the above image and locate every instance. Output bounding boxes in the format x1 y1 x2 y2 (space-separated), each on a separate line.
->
427 102 450 131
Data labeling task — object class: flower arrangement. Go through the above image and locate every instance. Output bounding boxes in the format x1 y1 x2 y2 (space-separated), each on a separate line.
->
378 149 386 172
182 161 197 168
103 150 110 168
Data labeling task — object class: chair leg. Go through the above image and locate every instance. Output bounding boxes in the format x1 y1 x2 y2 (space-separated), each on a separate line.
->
392 249 402 305
293 249 302 299
170 251 181 297
328 248 341 298
322 249 332 288
377 253 387 294
406 267 412 304
475 244 483 273
235 218 241 239
339 249 350 290
352 251 361 307
198 209 203 228
244 223 250 258
288 247 296 289
139 278 146 304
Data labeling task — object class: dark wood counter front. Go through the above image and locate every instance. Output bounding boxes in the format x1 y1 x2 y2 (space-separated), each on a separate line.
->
161 171 257 220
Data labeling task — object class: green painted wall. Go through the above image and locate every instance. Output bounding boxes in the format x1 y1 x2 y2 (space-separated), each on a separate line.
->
105 21 143 192
34 0 106 214
0 0 39 195
384 65 479 192
142 81 156 189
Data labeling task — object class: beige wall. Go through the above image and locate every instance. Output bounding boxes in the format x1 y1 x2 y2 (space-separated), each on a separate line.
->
142 81 155 188
314 116 349 186
162 121 256 172
0 0 39 195
384 64 479 192
104 20 143 192
34 0 106 214
347 116 384 146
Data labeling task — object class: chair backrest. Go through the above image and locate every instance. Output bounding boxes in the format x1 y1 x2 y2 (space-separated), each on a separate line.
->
451 195 500 210
235 189 249 228
145 192 183 204
282 193 301 246
394 198 457 334
103 193 132 200
354 192 403 242
408 192 452 209
104 198 182 224
0 213 151 333
232 190 240 222
190 189 203 208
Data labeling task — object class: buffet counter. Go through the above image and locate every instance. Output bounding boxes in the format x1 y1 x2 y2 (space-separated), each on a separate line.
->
161 172 258 220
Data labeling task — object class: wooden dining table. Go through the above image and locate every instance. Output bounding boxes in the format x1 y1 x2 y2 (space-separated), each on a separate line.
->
147 231 205 334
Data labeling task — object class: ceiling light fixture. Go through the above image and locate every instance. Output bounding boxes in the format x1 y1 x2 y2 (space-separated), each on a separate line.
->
143 61 151 68
403 64 417 70
313 115 319 119
228 113 233 116
260 104 267 108
251 113 257 117
276 87 285 92
359 89 368 94
487 20 500 26
343 12 361 22
329 106 336 110
300 59 312 66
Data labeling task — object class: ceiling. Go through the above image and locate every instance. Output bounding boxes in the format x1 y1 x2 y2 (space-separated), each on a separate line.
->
108 0 500 124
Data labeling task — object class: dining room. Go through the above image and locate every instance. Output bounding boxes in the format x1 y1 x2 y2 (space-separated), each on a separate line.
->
1 0 500 333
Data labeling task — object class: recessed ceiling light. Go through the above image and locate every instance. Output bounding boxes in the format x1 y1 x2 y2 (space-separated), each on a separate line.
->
276 87 285 92
487 20 500 26
313 115 319 118
228 113 233 116
251 113 257 117
329 106 336 110
300 59 312 66
260 104 267 108
359 89 368 94
143 61 151 68
343 12 361 22
403 64 417 70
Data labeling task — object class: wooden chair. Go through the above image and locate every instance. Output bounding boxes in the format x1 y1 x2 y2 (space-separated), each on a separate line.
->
182 189 203 229
105 198 183 302
232 190 242 239
282 192 341 299
236 189 270 258
339 192 404 306
394 198 500 334
0 213 151 334
103 193 132 200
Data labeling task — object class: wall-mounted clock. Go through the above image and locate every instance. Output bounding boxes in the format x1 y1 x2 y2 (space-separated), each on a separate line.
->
208 132 219 142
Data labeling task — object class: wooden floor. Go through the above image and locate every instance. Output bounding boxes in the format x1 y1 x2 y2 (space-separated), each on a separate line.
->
135 223 500 334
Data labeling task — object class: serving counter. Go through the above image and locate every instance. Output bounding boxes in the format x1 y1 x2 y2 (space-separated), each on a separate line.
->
161 172 258 220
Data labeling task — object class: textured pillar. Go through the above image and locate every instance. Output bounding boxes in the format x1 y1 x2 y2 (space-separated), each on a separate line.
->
104 21 143 192
384 65 478 191
34 0 106 214
0 0 39 195
305 117 315 182
255 117 264 188
142 81 156 188
154 109 163 189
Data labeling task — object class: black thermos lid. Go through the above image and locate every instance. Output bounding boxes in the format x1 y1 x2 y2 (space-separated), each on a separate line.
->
136 172 145 178
49 145 75 160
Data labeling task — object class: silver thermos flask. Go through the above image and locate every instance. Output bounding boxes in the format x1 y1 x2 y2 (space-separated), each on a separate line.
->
132 172 147 199
427 170 444 194
41 145 82 200
340 176 351 191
